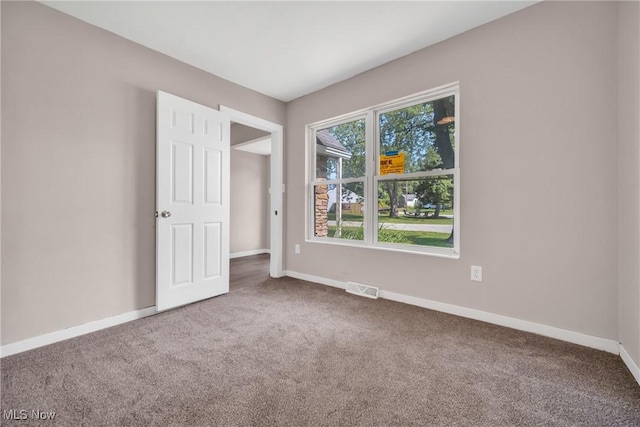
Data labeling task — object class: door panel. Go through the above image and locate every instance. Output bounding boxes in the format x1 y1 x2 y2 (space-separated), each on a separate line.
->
172 141 194 204
204 223 222 278
204 149 222 204
171 224 193 286
157 91 230 311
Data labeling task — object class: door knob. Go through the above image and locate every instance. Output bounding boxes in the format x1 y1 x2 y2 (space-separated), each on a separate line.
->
161 211 172 218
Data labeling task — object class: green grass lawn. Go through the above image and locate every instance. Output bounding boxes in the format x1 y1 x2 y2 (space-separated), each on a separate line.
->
328 211 453 225
327 226 453 248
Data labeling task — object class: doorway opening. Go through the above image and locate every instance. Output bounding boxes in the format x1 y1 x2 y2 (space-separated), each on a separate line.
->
221 106 283 278
229 124 270 258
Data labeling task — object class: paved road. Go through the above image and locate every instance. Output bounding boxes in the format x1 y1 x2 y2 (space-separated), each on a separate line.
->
328 221 452 234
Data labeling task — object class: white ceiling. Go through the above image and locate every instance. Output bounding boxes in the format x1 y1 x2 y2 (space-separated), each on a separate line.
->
41 1 537 102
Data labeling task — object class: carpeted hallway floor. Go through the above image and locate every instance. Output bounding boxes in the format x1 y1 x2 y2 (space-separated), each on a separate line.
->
2 254 640 426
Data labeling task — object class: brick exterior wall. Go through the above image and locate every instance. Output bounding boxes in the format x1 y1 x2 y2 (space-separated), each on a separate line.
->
315 157 329 237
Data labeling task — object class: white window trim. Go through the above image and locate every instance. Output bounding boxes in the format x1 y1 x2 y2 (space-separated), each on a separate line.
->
306 82 460 258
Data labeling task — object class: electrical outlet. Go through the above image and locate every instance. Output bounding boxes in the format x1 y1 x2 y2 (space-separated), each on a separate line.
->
295 244 300 254
471 265 483 282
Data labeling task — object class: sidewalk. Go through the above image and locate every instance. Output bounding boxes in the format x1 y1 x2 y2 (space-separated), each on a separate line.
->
328 220 453 234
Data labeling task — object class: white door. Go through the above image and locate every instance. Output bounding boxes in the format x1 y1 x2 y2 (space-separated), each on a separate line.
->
156 91 230 311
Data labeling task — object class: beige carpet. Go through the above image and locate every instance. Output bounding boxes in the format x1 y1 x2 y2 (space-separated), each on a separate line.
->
2 254 639 426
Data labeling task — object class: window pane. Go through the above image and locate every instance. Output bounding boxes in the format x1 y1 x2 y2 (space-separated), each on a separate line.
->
377 176 454 248
316 119 366 180
314 181 364 241
379 95 455 174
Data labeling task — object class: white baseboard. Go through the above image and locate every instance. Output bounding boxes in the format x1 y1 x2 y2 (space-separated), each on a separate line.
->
284 270 347 290
1 306 157 358
380 289 620 354
620 345 640 386
284 270 620 355
230 249 270 259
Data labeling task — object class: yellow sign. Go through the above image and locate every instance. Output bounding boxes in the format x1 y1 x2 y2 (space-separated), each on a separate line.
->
380 152 405 175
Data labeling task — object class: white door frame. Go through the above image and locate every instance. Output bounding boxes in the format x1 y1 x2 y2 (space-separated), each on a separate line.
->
219 106 283 278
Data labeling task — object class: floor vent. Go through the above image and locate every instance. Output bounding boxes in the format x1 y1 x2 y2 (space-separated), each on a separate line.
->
346 282 379 299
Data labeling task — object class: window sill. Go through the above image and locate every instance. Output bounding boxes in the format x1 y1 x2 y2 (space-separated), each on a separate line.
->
306 237 460 260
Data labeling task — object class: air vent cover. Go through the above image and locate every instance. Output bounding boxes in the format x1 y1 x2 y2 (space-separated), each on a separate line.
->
346 282 379 299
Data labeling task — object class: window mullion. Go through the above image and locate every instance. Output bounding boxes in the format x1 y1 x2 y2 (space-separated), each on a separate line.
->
365 110 376 246
311 177 363 186
380 168 457 180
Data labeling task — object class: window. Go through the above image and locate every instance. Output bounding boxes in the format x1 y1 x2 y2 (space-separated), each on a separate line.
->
308 83 459 257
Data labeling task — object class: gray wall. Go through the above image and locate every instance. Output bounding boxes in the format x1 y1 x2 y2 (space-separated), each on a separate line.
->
0 1 285 345
0 1 3 344
285 1 621 342
230 148 270 254
618 1 640 366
